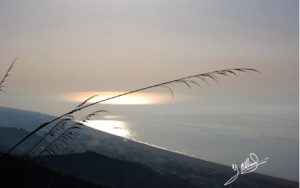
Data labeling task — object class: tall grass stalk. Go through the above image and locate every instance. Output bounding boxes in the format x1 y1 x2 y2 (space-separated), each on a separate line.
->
31 110 107 161
0 58 18 92
1 67 259 159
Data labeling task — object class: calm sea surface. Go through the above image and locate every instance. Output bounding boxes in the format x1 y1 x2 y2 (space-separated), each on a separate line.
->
84 99 298 181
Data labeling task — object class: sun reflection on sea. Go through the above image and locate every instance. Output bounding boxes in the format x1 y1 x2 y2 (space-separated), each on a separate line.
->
83 119 133 138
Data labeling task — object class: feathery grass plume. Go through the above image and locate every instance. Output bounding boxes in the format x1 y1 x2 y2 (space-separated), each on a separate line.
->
33 122 83 159
31 110 107 161
25 115 74 157
25 97 100 156
0 58 18 92
2 67 259 158
75 95 98 110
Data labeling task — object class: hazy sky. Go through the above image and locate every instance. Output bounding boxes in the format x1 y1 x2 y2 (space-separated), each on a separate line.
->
0 0 298 97
0 0 298 180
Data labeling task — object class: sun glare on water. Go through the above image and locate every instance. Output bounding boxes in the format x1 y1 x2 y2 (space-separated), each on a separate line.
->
83 120 132 138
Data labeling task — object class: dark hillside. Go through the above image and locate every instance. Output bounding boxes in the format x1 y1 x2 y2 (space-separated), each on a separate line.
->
0 153 105 188
37 151 190 188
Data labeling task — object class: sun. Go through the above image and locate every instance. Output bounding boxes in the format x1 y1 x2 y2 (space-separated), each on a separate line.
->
67 91 169 105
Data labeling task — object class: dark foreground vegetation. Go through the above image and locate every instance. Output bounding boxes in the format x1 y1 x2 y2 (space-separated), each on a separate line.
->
0 152 105 188
0 150 189 188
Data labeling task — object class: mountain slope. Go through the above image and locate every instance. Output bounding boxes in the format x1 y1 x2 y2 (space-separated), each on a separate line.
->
0 106 298 187
0 152 105 188
0 127 49 155
0 106 54 130
37 151 189 188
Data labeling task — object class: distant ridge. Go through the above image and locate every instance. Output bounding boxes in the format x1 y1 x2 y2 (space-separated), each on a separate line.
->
0 106 54 131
